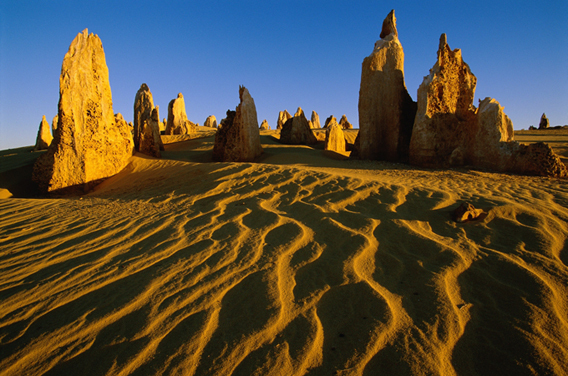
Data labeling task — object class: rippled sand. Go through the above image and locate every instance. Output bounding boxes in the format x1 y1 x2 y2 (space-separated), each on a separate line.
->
1 129 567 375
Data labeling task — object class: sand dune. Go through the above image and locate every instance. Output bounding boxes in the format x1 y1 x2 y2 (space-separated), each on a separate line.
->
1 131 568 375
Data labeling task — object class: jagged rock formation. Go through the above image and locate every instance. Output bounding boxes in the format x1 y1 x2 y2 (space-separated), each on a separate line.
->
134 83 163 154
166 93 195 135
260 119 270 130
354 9 416 162
339 114 353 130
204 115 217 128
409 34 478 167
33 115 53 151
280 107 318 145
539 113 549 129
139 108 161 158
324 116 346 153
408 34 566 177
277 110 292 130
32 29 134 193
212 86 262 162
311 111 321 128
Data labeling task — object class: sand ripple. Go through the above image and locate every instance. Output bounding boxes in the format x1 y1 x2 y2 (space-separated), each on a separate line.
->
1 157 568 375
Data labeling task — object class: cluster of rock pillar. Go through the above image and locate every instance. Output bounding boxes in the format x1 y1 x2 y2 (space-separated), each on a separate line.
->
32 14 566 194
354 10 566 177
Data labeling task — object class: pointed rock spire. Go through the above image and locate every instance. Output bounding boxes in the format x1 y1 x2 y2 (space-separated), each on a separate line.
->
539 113 549 129
212 86 262 162
379 9 397 39
33 115 53 151
32 29 133 192
354 9 416 162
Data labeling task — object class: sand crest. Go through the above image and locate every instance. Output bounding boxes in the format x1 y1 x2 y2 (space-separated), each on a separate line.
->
1 131 567 375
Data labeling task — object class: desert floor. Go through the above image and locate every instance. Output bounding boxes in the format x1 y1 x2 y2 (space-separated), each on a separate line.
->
1 128 567 375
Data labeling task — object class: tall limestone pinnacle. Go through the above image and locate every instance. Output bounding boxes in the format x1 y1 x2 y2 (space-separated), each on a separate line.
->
33 115 53 151
134 83 154 151
134 83 163 155
353 9 416 162
32 29 134 193
212 86 262 162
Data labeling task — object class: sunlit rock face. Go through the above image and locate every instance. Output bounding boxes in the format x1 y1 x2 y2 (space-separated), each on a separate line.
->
311 111 321 129
204 115 217 128
354 9 416 162
280 107 318 145
166 93 195 135
212 86 262 162
324 116 346 153
277 110 292 130
260 119 270 130
33 29 134 193
33 115 53 151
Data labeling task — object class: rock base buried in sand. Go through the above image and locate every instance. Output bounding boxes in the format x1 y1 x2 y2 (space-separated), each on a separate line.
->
452 202 484 223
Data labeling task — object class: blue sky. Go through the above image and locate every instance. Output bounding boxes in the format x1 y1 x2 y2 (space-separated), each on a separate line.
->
1 0 567 150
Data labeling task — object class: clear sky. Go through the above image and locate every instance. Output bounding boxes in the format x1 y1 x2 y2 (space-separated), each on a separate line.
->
1 0 567 150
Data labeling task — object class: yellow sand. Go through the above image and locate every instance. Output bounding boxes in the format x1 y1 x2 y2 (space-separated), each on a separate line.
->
1 130 567 375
